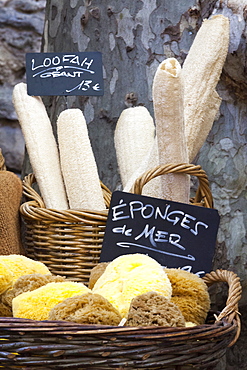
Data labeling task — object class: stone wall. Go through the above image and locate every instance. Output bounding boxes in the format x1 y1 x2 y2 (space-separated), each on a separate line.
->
0 0 46 174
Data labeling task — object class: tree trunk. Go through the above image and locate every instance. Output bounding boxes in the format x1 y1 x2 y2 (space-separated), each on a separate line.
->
25 0 246 368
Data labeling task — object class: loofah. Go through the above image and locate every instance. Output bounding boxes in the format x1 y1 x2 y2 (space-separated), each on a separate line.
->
165 268 210 325
152 58 190 203
57 108 105 211
12 83 68 210
12 281 91 321
92 254 172 318
2 274 66 309
126 291 185 327
49 293 122 326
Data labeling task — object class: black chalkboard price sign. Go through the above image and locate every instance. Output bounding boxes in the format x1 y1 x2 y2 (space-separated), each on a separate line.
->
100 191 220 277
26 52 104 96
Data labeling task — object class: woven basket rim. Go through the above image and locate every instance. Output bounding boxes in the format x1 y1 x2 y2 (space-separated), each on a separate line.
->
131 162 214 209
0 314 237 336
20 173 110 223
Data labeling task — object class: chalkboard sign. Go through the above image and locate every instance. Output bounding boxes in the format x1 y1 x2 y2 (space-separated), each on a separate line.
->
26 52 104 96
100 191 220 277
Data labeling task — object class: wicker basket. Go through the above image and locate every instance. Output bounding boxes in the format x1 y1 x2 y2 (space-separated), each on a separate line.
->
20 163 214 285
20 173 111 284
0 269 241 369
130 163 213 208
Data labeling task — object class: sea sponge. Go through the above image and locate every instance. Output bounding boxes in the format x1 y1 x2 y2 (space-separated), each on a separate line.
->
88 262 109 289
12 281 91 321
126 291 185 327
165 268 210 325
2 273 66 309
0 301 12 317
49 293 122 326
0 261 13 295
0 255 51 282
92 254 172 318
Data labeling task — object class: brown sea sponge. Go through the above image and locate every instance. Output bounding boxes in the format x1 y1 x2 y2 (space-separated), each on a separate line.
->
88 262 109 289
49 293 122 326
126 291 185 327
0 301 12 317
2 273 66 308
165 268 211 325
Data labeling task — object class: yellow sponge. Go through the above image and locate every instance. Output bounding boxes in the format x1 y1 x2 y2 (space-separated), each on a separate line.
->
0 255 51 282
92 254 172 318
0 261 13 295
12 281 91 321
2 273 66 310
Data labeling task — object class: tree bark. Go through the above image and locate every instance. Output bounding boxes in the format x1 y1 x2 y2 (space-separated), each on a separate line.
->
27 1 246 368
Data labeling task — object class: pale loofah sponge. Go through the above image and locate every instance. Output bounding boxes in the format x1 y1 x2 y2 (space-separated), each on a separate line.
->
49 293 122 326
126 291 185 327
0 255 51 283
92 254 172 318
165 268 210 325
12 281 91 321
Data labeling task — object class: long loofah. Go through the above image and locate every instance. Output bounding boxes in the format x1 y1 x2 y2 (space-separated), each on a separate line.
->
12 83 68 210
123 137 162 198
182 14 230 161
114 106 155 188
152 58 190 204
57 108 105 211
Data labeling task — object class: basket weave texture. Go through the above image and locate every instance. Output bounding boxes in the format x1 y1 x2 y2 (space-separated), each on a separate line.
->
0 269 241 369
20 163 213 285
20 163 213 284
5 162 242 368
20 173 110 284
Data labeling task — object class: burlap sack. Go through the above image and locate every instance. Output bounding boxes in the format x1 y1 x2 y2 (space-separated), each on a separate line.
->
0 169 23 255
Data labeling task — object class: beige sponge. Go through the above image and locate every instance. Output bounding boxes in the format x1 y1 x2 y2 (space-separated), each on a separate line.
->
165 268 211 325
126 291 185 327
49 292 122 326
